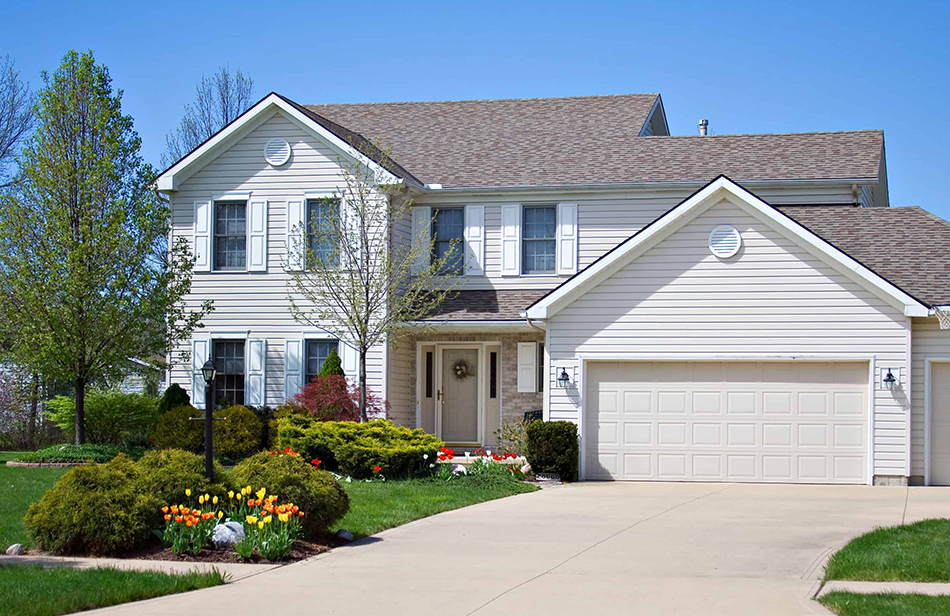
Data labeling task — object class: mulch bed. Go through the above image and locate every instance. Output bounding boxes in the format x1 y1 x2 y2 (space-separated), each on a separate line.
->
127 538 336 564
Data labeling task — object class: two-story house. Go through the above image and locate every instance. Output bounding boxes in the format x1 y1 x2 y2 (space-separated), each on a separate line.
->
157 92 950 486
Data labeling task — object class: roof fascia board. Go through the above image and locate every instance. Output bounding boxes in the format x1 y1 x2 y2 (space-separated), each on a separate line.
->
157 93 397 192
526 176 929 319
407 320 535 331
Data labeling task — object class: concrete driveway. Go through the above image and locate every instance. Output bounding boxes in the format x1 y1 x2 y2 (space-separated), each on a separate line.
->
91 482 950 616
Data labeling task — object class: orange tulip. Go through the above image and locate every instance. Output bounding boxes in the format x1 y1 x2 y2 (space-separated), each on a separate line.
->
186 520 193 527
247 499 255 507
175 516 183 523
164 514 171 521
161 506 169 514
170 505 179 514
298 511 304 517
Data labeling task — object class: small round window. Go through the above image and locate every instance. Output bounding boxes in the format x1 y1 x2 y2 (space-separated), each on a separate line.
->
708 225 742 259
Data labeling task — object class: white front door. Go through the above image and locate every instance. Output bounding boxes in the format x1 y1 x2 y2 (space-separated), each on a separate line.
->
440 347 480 444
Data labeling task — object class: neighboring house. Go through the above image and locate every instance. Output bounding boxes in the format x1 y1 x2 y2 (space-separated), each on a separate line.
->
157 92 950 486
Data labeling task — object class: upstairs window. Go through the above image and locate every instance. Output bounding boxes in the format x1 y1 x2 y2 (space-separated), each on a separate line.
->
307 198 340 267
305 339 339 383
214 201 247 270
522 205 556 274
432 207 464 274
213 340 245 406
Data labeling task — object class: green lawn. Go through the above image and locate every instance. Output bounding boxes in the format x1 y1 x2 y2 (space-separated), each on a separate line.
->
0 464 65 550
824 519 950 583
819 591 950 616
0 565 225 616
0 452 28 463
332 475 539 539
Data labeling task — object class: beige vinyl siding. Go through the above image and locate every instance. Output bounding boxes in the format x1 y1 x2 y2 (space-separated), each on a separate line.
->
547 197 911 477
168 111 385 407
415 183 862 291
387 339 412 427
911 317 950 478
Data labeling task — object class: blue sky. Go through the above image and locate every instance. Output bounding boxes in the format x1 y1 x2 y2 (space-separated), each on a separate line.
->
2 1 948 218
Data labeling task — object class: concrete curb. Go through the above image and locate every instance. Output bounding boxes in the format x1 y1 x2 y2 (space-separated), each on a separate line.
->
818 580 950 597
5 460 84 468
0 554 278 581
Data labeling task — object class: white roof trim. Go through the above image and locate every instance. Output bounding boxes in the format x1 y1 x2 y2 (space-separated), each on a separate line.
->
525 176 929 320
156 93 398 192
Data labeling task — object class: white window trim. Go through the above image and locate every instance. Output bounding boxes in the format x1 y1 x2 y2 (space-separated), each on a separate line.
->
520 204 559 277
211 198 251 274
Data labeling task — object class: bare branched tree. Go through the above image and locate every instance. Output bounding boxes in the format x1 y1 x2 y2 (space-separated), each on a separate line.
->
285 146 460 422
0 56 35 185
162 66 254 167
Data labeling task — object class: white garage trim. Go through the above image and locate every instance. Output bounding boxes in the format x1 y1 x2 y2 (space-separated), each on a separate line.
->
924 357 950 486
577 354 876 485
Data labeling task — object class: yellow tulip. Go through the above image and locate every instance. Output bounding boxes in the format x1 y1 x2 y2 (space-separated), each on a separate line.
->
264 515 272 524
246 515 258 524
204 493 209 501
213 496 218 505
185 489 191 497
198 495 204 504
258 521 264 530
256 488 266 500
228 491 234 499
218 511 224 519
245 485 251 494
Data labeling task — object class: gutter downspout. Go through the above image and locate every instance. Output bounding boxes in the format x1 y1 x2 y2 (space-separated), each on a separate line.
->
525 315 545 333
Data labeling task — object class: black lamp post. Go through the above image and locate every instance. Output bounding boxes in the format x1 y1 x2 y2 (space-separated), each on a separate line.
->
201 360 217 481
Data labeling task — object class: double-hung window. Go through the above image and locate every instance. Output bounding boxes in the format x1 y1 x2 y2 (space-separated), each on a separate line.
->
432 207 464 274
522 205 556 274
213 340 245 406
305 339 339 383
214 201 247 270
306 198 339 267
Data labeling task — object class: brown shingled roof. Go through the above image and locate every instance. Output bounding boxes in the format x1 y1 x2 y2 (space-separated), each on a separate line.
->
779 206 950 306
421 290 549 321
305 95 883 188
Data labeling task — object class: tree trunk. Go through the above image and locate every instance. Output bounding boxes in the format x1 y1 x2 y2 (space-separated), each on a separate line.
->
359 349 367 423
27 373 38 449
75 376 86 444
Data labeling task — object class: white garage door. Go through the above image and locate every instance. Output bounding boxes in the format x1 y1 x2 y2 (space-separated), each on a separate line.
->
585 361 869 484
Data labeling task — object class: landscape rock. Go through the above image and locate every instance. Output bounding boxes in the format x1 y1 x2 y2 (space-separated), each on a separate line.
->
520 463 532 475
451 464 468 475
335 529 354 542
211 521 246 548
5 544 24 556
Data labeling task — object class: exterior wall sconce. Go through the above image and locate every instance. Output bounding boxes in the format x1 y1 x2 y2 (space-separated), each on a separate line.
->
557 367 572 388
880 367 902 391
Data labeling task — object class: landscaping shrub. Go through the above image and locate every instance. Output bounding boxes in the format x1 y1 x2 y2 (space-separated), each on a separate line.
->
15 443 145 463
46 391 159 446
152 405 203 452
157 383 190 414
319 349 345 377
214 405 262 459
134 449 230 509
494 417 532 456
230 450 348 538
278 417 443 479
290 374 389 422
525 420 579 481
24 454 159 555
267 404 308 448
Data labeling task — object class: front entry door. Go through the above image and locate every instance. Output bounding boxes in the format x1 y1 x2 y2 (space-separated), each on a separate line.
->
440 348 479 443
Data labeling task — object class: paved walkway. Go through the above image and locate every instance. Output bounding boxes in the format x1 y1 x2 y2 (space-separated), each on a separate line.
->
84 482 950 616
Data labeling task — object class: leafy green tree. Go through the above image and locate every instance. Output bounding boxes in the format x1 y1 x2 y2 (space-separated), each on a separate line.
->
0 50 212 443
318 348 345 377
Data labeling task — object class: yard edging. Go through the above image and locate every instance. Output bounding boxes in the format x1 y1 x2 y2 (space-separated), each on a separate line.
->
818 580 950 597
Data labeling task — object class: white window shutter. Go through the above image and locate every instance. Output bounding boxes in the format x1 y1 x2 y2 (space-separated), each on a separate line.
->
517 341 537 393
246 339 266 406
284 339 304 400
341 341 358 376
557 202 578 275
192 337 211 405
286 199 305 271
193 200 212 272
342 197 361 270
410 206 431 275
248 199 268 272
501 204 521 276
464 205 485 275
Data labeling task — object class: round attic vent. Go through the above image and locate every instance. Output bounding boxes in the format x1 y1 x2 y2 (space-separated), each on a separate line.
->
708 225 742 258
264 137 291 166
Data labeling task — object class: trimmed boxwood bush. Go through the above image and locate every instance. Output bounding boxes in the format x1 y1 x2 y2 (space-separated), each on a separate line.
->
153 404 262 459
153 404 203 452
231 451 348 538
277 417 443 479
525 420 579 481
15 443 145 463
24 454 159 555
135 449 230 508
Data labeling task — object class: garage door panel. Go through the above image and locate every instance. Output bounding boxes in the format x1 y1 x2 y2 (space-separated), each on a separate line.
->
585 361 868 484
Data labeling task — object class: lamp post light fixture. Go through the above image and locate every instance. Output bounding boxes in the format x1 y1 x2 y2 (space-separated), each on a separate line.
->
201 360 217 481
557 367 571 389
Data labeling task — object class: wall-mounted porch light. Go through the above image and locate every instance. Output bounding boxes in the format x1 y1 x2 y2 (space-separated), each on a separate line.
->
557 367 572 388
883 369 897 391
